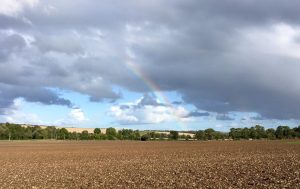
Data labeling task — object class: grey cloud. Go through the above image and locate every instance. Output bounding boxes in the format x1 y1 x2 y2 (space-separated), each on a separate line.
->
186 111 210 118
137 94 164 107
19 88 72 107
118 94 164 111
250 116 265 121
119 105 130 110
0 14 29 29
294 35 300 44
0 84 72 107
216 114 234 121
0 34 26 61
0 98 14 115
172 101 183 105
34 35 83 55
0 83 72 115
198 0 300 24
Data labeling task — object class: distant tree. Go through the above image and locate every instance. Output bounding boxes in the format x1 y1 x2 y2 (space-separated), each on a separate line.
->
141 134 150 141
69 132 79 140
0 124 9 140
254 125 266 139
153 132 161 139
293 126 300 138
94 133 100 140
204 128 215 140
169 131 179 140
185 135 192 140
160 133 168 140
276 126 292 139
40 129 49 139
94 128 101 134
290 129 298 138
133 130 141 140
229 128 238 139
179 134 186 140
195 130 206 140
6 122 12 140
249 127 257 139
80 130 89 140
31 126 43 139
45 126 57 139
106 127 117 136
214 131 226 140
149 132 156 139
241 128 250 139
58 128 69 140
118 129 138 140
99 133 107 140
266 128 276 139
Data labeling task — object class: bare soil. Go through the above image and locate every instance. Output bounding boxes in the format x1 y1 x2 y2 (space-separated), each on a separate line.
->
0 140 299 189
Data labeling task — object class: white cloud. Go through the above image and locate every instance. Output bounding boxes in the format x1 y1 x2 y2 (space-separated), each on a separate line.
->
69 108 87 122
0 98 42 124
238 23 300 59
54 107 88 126
108 95 192 125
0 0 39 17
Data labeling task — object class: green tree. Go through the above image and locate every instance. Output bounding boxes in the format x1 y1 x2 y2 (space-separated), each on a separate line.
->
169 131 179 140
195 130 206 140
241 128 250 139
94 128 101 134
58 128 69 140
293 126 300 138
254 125 266 139
205 128 215 140
185 135 192 140
266 128 276 139
6 123 12 140
80 130 89 140
45 126 57 139
249 127 257 139
31 126 43 139
106 127 117 136
40 129 49 139
141 134 150 141
276 126 292 139
0 124 9 140
149 132 156 139
69 132 79 140
106 127 117 140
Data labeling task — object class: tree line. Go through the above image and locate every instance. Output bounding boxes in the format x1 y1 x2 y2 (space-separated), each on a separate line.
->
0 123 140 141
229 125 300 140
194 125 300 140
0 123 299 141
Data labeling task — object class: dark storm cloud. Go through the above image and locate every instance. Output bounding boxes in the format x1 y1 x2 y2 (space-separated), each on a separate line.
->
1 0 300 119
0 83 72 115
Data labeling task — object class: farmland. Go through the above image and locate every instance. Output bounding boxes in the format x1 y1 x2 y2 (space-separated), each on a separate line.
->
0 140 299 188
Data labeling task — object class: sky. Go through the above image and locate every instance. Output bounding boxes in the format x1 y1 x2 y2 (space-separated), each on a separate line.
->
0 0 300 131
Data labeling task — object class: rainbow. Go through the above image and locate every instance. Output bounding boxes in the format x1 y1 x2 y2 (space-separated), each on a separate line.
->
124 56 188 130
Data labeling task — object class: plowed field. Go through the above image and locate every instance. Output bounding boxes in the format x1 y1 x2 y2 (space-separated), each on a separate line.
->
0 140 299 188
